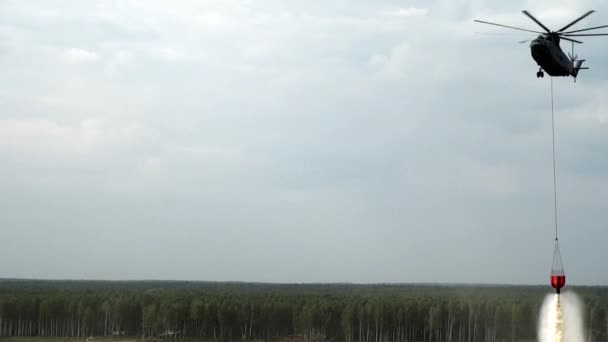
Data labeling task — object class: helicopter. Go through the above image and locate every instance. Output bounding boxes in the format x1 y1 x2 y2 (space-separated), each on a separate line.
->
474 10 608 80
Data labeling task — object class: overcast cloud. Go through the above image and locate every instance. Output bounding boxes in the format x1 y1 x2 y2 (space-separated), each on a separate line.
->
1 0 608 284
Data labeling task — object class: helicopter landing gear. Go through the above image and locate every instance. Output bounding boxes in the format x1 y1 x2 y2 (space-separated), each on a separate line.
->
536 69 544 78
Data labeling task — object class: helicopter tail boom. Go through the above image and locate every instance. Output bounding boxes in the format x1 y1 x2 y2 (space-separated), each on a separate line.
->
572 59 588 80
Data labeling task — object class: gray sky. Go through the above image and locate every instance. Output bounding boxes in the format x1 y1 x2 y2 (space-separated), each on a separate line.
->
2 0 608 285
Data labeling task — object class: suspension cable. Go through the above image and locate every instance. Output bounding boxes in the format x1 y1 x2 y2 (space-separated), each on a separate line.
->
550 77 558 242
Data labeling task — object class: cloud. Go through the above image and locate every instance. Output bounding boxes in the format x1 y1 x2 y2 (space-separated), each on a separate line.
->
377 7 429 17
140 156 162 173
567 95 608 126
457 159 522 196
196 11 237 31
1 119 70 149
64 48 100 64
0 118 140 154
369 43 411 80
2 0 608 283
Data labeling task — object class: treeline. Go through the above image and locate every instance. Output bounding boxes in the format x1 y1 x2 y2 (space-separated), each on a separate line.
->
0 280 607 342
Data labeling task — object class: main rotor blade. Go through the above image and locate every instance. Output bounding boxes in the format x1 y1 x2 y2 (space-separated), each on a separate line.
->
564 33 608 36
522 10 551 33
560 37 584 44
557 10 595 32
519 40 530 43
563 24 608 34
473 20 545 34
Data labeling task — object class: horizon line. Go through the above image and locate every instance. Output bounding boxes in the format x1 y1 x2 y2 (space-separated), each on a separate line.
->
1 277 605 287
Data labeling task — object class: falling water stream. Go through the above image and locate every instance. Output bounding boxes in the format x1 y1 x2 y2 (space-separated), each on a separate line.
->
538 293 585 342
556 296 563 342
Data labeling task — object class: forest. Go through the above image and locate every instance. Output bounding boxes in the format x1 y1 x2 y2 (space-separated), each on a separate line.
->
0 279 607 342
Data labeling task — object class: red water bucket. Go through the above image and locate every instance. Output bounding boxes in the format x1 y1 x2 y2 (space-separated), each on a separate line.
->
551 240 565 294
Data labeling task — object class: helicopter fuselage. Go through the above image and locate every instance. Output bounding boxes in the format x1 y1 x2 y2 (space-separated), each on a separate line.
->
475 10 606 79
530 35 574 76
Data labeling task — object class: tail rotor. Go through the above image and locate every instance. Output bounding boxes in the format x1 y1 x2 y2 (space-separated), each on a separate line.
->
572 59 588 82
569 40 587 82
